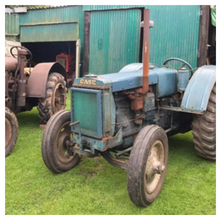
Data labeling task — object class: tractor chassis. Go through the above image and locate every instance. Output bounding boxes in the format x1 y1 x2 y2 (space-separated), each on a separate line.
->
66 135 129 170
66 117 175 171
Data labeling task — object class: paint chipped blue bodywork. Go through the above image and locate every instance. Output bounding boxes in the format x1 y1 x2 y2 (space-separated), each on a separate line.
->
77 63 177 98
181 65 216 113
71 64 216 153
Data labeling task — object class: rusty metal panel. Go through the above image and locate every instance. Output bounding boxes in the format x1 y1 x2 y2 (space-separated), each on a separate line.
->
88 9 141 75
5 57 18 72
27 62 66 98
142 9 150 95
20 23 78 42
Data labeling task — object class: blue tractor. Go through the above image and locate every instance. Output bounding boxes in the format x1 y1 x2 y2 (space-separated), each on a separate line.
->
41 10 216 207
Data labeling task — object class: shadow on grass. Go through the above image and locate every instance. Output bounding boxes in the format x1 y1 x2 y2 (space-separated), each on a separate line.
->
168 132 195 156
16 108 40 129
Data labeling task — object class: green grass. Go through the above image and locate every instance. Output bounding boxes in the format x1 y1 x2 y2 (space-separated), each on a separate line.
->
5 95 216 215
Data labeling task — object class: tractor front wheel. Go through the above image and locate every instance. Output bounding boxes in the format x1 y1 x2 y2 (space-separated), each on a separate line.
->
41 110 81 173
5 107 18 157
38 72 67 124
127 125 168 207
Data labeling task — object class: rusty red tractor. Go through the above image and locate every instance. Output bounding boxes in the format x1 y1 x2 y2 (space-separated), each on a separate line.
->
5 46 68 157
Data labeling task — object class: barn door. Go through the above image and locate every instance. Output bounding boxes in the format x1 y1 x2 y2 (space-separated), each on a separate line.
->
87 9 141 75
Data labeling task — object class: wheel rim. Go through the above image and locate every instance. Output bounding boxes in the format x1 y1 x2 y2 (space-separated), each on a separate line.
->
53 83 65 113
145 140 165 194
5 118 12 149
55 121 75 164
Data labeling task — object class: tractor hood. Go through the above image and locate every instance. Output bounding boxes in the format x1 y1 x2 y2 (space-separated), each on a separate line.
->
5 57 18 72
74 63 177 97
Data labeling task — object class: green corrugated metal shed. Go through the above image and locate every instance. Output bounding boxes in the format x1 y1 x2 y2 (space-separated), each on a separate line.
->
20 23 78 42
84 5 145 10
5 5 202 76
5 13 19 41
148 5 200 69
19 6 84 43
84 5 201 73
18 6 84 75
89 9 142 75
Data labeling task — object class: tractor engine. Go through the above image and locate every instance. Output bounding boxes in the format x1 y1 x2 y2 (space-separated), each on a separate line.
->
70 63 186 153
5 48 29 112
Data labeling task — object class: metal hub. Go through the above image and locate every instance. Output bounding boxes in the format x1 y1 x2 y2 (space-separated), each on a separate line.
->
145 140 165 194
5 118 12 148
53 83 65 113
55 121 75 164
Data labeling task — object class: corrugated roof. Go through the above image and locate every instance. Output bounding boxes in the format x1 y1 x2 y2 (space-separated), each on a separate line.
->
26 5 78 10
5 7 27 13
5 5 80 13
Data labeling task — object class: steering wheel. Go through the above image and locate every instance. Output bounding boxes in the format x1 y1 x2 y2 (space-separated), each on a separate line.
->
163 57 194 78
10 46 33 63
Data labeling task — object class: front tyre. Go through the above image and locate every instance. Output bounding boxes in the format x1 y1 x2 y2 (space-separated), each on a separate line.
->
5 107 19 157
127 125 168 207
41 110 80 173
38 72 67 124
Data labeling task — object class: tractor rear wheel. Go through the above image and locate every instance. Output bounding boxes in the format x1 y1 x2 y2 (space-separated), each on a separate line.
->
37 72 67 124
192 84 216 160
127 125 168 207
5 107 18 157
41 110 80 173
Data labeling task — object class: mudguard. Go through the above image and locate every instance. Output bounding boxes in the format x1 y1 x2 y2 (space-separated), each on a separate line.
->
27 62 66 98
181 65 216 113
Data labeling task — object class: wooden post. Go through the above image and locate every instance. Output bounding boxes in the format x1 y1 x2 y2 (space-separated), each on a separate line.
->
197 5 210 67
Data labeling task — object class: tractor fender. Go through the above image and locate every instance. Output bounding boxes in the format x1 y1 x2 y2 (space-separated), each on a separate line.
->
181 65 216 113
26 62 67 98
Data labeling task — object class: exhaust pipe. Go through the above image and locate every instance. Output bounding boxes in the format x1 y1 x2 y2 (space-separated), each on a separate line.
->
126 9 151 120
17 49 28 107
142 9 150 95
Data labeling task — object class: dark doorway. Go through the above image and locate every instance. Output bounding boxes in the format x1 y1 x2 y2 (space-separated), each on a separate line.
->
22 41 76 86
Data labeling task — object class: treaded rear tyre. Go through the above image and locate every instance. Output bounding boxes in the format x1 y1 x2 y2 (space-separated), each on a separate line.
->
41 110 80 174
5 107 18 157
127 125 168 207
192 84 216 160
38 72 67 124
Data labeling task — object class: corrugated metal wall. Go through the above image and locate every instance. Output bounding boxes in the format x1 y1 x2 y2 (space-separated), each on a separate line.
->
19 6 84 74
5 5 201 75
19 6 83 25
84 5 145 11
84 5 201 69
89 9 141 75
20 23 78 42
5 13 19 41
148 5 200 69
19 6 84 41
